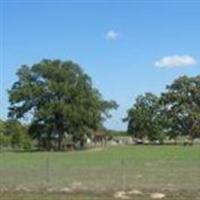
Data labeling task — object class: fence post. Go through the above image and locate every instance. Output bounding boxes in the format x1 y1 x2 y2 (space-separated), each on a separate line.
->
46 155 50 187
121 158 126 190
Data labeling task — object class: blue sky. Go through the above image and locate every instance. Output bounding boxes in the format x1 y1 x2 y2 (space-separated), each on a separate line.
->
0 1 199 130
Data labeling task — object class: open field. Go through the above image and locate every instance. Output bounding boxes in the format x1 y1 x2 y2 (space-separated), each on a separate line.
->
0 145 200 200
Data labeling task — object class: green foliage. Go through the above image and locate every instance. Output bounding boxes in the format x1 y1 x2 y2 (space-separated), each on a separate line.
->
0 119 5 133
124 93 165 142
0 133 11 148
10 130 32 150
6 120 31 150
0 120 10 148
0 119 31 150
6 58 200 149
124 75 200 141
8 59 118 150
161 75 200 139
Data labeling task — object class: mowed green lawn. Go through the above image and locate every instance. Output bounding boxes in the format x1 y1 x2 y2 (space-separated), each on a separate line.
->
0 145 200 200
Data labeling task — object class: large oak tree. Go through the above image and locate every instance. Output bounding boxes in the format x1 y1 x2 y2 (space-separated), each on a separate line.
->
8 59 118 150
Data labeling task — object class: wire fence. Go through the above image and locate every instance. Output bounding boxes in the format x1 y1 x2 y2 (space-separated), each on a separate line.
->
0 147 200 195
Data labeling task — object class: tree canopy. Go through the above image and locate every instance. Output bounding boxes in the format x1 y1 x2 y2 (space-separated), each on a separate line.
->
6 59 200 149
124 75 200 142
8 59 118 150
161 75 200 139
123 93 164 142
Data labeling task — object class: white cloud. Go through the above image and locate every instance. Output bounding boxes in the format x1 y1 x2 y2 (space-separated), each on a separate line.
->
105 30 119 40
155 55 197 68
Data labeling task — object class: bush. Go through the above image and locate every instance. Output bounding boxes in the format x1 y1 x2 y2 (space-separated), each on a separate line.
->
11 130 32 150
0 133 10 147
3 120 33 150
22 135 32 150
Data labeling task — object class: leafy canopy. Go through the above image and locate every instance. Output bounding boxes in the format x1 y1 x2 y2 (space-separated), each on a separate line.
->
8 59 118 150
161 75 200 139
124 93 164 141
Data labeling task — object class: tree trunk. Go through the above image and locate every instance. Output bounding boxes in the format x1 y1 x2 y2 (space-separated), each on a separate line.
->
58 131 63 151
55 114 64 151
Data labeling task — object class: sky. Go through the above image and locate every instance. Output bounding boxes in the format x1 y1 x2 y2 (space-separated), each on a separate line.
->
0 0 199 130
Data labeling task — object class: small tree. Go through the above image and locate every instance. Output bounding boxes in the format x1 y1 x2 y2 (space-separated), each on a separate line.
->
124 93 165 143
0 120 10 149
4 120 31 150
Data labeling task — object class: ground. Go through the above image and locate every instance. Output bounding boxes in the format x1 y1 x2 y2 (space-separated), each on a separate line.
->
0 145 200 200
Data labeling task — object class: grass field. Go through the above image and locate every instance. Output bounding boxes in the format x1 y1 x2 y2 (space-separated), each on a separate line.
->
0 145 200 200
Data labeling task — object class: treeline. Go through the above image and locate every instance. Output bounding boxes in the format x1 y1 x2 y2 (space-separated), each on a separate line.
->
0 59 199 150
124 75 200 143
